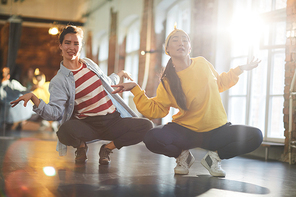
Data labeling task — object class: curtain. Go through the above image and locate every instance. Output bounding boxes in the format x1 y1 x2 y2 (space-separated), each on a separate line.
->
7 16 22 78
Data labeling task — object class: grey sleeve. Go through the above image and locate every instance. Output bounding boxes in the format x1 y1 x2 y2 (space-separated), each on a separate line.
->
33 78 69 121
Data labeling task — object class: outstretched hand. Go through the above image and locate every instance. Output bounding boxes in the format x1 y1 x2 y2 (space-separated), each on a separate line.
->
111 82 137 94
10 93 33 107
239 57 261 71
10 92 40 108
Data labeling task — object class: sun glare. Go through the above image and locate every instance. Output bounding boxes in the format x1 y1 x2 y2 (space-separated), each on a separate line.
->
43 166 56 176
228 11 264 45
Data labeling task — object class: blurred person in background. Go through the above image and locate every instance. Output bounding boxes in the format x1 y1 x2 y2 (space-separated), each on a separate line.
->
21 67 34 90
0 67 33 132
29 68 59 132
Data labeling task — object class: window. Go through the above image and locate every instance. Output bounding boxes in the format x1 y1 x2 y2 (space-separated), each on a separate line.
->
227 0 286 142
98 35 109 75
123 20 140 107
162 0 191 124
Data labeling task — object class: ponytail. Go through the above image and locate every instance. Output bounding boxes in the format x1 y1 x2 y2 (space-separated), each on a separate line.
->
161 58 188 111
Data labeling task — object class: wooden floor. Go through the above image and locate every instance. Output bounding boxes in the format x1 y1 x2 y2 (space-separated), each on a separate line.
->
0 128 296 197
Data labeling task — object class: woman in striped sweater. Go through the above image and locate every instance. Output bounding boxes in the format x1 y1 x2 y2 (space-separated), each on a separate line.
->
11 25 153 164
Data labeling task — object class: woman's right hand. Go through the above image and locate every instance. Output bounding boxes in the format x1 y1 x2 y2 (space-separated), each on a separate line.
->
111 82 137 94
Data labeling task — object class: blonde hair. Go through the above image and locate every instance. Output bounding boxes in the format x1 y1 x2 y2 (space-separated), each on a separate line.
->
33 68 46 85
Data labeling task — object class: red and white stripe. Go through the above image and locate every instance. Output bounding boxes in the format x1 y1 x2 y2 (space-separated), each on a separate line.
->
72 63 115 119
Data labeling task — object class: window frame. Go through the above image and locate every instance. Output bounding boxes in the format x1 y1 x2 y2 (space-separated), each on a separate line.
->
123 19 140 109
227 1 286 143
98 34 109 75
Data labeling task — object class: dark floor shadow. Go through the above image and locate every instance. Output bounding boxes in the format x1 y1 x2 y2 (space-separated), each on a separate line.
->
55 174 270 197
173 175 270 196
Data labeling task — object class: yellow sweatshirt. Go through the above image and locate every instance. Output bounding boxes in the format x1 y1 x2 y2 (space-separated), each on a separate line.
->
131 56 243 132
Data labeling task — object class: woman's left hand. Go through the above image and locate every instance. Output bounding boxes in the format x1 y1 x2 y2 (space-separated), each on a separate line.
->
239 57 261 71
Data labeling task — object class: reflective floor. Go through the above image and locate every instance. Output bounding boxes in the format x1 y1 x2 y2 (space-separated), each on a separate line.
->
0 128 296 197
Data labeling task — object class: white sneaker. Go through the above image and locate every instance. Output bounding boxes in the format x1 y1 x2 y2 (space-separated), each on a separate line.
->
201 151 226 177
174 150 195 175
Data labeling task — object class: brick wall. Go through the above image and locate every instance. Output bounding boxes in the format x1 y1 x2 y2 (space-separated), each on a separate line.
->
85 31 98 64
191 0 217 63
138 0 162 125
118 36 126 83
139 0 162 98
0 23 9 73
108 8 117 76
0 23 61 82
285 0 296 163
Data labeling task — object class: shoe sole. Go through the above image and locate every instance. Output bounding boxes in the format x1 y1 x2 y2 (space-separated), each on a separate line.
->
174 168 189 175
174 154 195 175
201 158 225 177
99 159 110 165
75 158 88 163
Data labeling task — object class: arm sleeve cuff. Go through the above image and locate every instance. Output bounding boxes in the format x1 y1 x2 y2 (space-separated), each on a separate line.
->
109 73 120 84
131 85 143 96
234 66 244 75
33 99 44 112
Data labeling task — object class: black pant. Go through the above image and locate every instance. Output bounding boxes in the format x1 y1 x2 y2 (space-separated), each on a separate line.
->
57 111 153 149
143 122 263 159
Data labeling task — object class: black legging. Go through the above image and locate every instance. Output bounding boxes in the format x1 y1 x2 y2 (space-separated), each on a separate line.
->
57 111 153 149
143 122 263 159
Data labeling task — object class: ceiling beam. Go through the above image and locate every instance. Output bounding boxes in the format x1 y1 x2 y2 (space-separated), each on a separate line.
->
0 14 84 26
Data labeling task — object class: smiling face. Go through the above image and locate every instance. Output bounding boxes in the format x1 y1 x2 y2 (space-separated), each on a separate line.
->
166 31 191 58
59 33 82 61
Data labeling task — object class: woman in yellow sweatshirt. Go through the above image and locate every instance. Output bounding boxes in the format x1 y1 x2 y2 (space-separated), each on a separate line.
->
112 27 263 177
